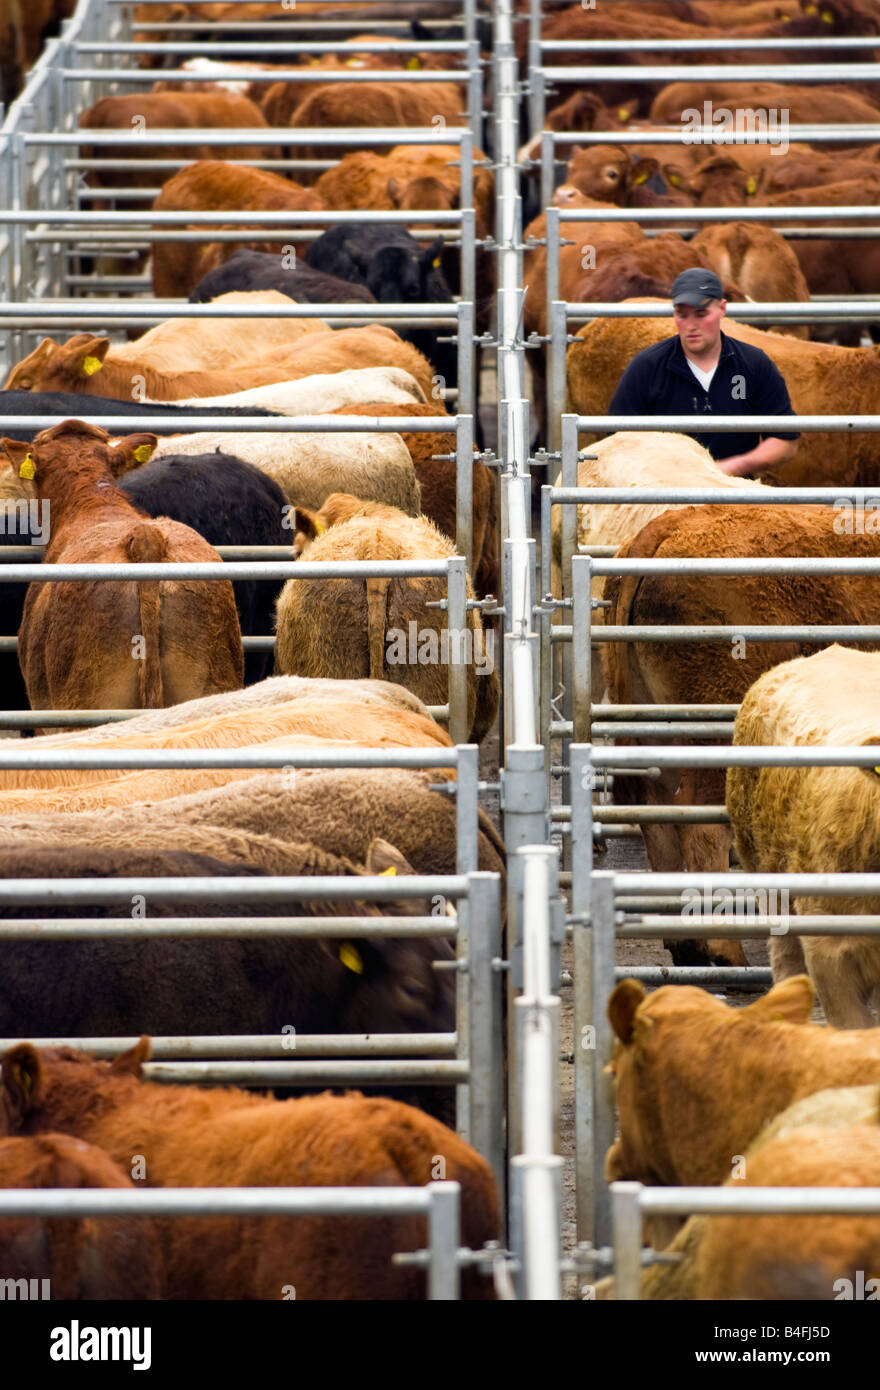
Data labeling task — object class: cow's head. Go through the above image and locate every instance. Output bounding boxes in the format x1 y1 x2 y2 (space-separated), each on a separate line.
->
565 145 659 207
674 155 757 208
0 1038 151 1136
291 492 402 557
366 238 452 305
5 335 112 394
323 838 457 1036
0 420 157 489
605 975 815 1186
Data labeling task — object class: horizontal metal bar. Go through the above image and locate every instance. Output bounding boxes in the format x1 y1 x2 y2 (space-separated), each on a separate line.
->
594 806 729 825
594 704 739 717
549 206 880 222
539 37 880 51
0 415 461 433
76 39 470 52
619 916 880 936
66 67 470 83
0 746 461 771
554 624 880 642
567 304 880 322
635 1186 880 1217
544 126 880 145
0 298 458 314
0 915 458 940
0 873 468 903
144 1059 468 1085
0 1185 438 1218
557 484 880 502
614 966 771 986
593 747 880 771
22 128 468 148
590 722 733 738
0 1033 457 1057
541 63 880 82
0 559 450 581
588 554 880 573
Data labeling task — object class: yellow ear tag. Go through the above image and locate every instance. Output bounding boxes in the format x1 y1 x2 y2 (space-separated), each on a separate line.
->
133 444 152 464
18 454 35 480
313 517 326 536
339 942 364 974
21 1069 32 1097
406 56 421 69
668 173 680 187
431 256 442 268
634 171 648 184
82 356 102 376
617 107 629 121
746 176 757 195
821 7 834 19
380 865 398 877
805 3 817 11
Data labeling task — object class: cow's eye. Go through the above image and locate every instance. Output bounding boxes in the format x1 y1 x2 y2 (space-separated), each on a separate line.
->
606 168 619 181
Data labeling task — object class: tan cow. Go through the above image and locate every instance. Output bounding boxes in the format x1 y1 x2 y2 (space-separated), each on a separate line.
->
0 420 243 715
276 494 499 744
728 645 880 1028
6 326 435 405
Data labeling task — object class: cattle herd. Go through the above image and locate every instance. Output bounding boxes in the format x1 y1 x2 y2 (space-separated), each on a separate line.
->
0 0 878 1314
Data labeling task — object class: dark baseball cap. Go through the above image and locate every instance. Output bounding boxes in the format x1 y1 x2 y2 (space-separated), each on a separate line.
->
671 268 724 307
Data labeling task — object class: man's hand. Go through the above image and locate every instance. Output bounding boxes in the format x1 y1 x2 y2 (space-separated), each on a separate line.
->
717 437 798 478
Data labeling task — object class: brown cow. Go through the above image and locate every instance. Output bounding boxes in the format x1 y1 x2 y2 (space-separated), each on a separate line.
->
150 161 329 299
651 81 880 136
0 1039 500 1300
605 974 880 1189
78 93 277 203
315 145 494 241
280 81 466 174
690 222 812 338
327 399 498 599
0 1133 163 1300
277 494 499 744
0 420 243 714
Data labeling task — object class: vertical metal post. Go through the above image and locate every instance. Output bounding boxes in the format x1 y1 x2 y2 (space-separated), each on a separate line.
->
540 130 555 214
591 871 618 1250
527 40 545 141
612 1183 644 1301
447 555 469 747
427 1182 461 1301
457 298 475 421
466 43 482 148
572 554 592 746
548 301 568 459
560 413 579 601
454 745 479 1137
570 742 595 1246
467 871 503 1194
455 411 475 573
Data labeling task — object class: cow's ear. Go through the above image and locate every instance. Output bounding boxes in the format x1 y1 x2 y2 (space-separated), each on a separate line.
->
291 505 325 557
745 975 814 1025
0 438 35 478
108 432 159 476
570 144 582 157
1 1043 44 1122
109 1037 151 1075
607 978 647 1044
386 175 404 203
631 156 658 186
365 838 418 878
67 336 110 378
422 237 445 273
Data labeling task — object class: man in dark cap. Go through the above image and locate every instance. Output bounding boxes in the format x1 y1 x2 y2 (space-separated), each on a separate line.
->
608 268 799 476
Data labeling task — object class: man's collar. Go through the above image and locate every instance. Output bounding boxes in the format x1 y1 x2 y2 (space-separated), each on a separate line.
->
669 328 735 377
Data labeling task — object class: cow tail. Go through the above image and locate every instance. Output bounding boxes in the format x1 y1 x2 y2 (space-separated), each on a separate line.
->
601 539 644 710
126 522 167 708
365 577 392 680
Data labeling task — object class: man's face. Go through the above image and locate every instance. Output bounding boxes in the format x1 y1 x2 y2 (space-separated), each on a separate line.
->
673 298 726 355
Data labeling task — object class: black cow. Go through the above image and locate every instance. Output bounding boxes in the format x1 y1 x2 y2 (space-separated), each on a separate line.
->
120 452 292 686
188 250 377 306
0 844 456 1119
0 389 280 443
305 224 458 397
